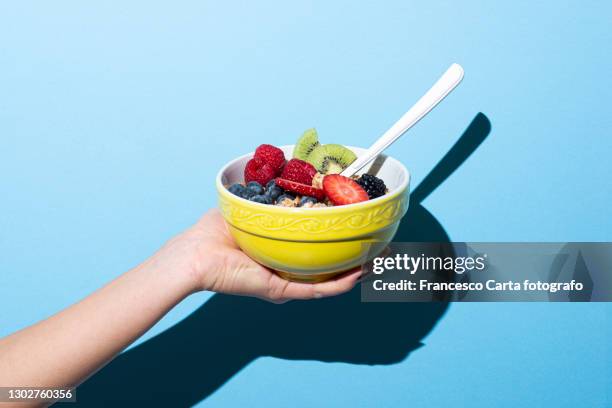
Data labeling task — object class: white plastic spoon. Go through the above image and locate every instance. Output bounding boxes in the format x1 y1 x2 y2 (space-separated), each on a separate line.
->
340 63 464 177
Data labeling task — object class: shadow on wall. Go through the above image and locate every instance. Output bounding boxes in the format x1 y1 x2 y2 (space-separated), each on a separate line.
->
63 113 491 407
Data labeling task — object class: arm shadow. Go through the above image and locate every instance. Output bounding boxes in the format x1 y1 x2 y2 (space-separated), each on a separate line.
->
63 113 491 407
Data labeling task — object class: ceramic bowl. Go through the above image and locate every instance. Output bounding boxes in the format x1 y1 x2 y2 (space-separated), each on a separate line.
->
216 146 410 282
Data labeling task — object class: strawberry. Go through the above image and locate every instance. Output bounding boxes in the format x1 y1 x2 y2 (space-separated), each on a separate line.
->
275 178 325 201
254 144 286 172
322 174 369 205
244 157 276 185
280 158 317 185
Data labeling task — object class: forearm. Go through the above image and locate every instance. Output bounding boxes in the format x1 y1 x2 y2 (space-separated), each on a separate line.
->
0 210 359 407
0 253 195 389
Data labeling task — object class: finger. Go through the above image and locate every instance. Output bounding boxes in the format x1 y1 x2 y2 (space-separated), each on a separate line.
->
197 209 240 248
310 268 362 297
195 208 221 226
260 297 289 305
279 268 362 300
196 209 231 236
380 245 392 258
356 268 373 282
357 245 390 282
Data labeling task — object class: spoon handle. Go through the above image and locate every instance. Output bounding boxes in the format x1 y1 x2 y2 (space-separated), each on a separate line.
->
341 63 464 177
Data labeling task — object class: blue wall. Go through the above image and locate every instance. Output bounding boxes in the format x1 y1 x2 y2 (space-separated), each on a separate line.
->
1 1 610 407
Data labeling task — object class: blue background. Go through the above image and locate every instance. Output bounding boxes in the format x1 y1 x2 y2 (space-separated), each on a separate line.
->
1 1 611 407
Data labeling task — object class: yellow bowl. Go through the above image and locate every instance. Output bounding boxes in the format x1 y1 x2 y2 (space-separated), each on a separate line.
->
216 146 410 282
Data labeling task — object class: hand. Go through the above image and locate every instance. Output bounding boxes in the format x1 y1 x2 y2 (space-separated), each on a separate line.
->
0 209 360 392
154 209 361 302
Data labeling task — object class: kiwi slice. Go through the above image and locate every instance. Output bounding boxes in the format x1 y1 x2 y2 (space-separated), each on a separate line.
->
307 144 357 174
293 128 320 160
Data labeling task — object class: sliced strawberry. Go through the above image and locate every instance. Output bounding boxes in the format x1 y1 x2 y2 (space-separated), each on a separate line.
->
280 158 317 185
323 174 369 205
275 178 325 201
244 157 276 185
254 144 286 172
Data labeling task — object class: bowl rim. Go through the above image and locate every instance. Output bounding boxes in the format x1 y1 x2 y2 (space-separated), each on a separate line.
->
216 145 410 213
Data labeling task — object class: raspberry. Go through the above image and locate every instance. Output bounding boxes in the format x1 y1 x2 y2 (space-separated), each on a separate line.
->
280 159 317 185
244 157 276 186
254 144 286 172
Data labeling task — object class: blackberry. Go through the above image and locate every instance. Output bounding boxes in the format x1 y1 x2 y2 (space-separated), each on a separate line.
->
356 174 386 199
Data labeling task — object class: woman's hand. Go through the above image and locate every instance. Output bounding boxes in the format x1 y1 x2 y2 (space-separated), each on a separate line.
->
155 209 361 302
0 209 360 397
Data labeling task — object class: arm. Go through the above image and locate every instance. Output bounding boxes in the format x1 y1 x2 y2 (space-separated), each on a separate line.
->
0 210 360 404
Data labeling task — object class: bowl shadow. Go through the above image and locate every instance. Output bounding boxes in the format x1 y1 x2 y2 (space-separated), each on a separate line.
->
63 113 491 407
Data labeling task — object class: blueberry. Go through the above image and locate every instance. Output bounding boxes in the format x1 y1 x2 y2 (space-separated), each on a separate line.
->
299 196 317 207
228 183 247 198
246 181 264 196
275 193 295 204
265 180 283 200
250 194 272 204
270 188 283 201
263 189 274 202
265 180 276 190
